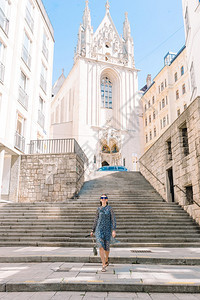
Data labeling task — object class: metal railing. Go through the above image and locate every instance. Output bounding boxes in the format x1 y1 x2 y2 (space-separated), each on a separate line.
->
29 138 88 163
42 41 49 61
25 7 34 32
0 8 9 35
40 74 47 93
38 110 45 129
174 184 200 208
15 132 25 153
139 160 165 187
18 86 28 110
0 62 5 83
21 46 31 69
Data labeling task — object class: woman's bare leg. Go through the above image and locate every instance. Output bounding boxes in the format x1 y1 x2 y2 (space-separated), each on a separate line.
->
105 250 110 264
99 248 106 267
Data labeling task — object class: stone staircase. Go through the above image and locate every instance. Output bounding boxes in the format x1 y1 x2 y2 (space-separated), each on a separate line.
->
0 171 200 247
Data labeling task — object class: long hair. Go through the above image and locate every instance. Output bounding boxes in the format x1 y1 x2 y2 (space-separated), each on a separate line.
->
99 194 108 206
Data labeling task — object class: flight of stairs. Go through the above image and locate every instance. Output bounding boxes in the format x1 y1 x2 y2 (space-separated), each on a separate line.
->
0 171 200 247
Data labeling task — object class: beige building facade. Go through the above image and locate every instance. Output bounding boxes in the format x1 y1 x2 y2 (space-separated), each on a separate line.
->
51 1 142 173
140 97 200 225
141 47 190 152
0 0 54 200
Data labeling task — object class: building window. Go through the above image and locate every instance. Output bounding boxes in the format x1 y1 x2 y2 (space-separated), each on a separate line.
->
42 30 49 61
186 186 193 205
181 66 184 76
160 120 162 129
0 41 5 83
150 131 152 140
94 155 96 164
145 134 148 143
152 96 155 104
153 111 156 120
18 71 29 110
154 127 156 137
40 63 47 93
190 62 196 91
159 102 161 110
163 116 166 127
161 82 164 91
15 113 26 152
101 77 112 109
162 98 165 108
181 125 189 156
25 0 34 31
148 100 150 108
185 7 190 36
184 104 187 110
144 104 147 112
149 115 151 124
145 118 147 127
182 84 186 95
174 72 178 82
22 32 32 69
177 109 180 117
165 79 167 87
166 96 168 105
167 114 169 124
0 0 10 35
167 139 172 161
177 90 179 99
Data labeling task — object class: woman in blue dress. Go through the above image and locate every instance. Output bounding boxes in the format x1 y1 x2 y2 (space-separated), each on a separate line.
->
91 194 116 272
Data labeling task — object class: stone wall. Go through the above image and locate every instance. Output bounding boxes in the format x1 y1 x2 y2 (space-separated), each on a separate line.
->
139 97 200 225
19 153 84 202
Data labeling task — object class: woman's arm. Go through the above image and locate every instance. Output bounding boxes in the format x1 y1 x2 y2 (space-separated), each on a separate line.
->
91 208 99 233
110 207 116 231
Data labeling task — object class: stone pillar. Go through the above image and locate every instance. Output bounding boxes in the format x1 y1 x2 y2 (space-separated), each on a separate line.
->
9 155 21 202
0 150 5 201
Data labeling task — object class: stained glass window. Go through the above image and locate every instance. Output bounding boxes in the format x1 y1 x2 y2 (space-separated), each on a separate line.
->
101 77 112 109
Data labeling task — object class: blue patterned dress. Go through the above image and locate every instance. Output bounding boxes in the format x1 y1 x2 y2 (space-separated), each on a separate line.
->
92 205 116 251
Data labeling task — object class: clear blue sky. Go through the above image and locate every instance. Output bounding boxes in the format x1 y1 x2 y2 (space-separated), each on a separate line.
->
42 0 185 89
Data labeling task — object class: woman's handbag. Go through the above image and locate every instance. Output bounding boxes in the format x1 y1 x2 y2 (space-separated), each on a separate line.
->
92 237 97 256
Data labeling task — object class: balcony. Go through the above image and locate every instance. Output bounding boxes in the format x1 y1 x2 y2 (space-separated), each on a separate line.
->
15 131 25 153
40 74 47 93
42 42 49 61
0 8 9 35
21 46 31 69
18 86 28 110
38 110 45 129
25 7 34 32
0 62 5 83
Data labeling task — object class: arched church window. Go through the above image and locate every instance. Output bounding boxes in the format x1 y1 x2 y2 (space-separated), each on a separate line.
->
101 77 112 109
111 144 119 153
102 144 110 153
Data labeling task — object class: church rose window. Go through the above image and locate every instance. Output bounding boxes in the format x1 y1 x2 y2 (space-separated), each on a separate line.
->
101 77 112 109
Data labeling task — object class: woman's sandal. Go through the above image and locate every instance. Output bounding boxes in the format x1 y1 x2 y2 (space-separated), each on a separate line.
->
105 260 109 267
101 266 106 272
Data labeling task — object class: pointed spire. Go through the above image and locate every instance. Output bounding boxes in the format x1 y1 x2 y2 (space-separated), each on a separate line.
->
105 0 110 13
123 12 131 41
83 0 91 29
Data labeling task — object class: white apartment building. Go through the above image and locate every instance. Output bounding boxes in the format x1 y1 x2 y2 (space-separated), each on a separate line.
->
0 0 54 200
141 47 190 152
182 0 200 100
51 1 141 173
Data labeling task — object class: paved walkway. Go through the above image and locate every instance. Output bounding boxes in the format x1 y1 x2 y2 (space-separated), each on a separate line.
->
0 292 200 300
0 291 200 299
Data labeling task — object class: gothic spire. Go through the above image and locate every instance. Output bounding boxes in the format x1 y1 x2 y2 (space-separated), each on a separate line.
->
105 0 110 14
123 12 131 41
83 0 91 29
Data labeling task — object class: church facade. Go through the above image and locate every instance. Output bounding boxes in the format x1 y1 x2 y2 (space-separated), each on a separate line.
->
51 1 142 172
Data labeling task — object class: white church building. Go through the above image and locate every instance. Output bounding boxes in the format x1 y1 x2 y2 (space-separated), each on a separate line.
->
51 1 142 172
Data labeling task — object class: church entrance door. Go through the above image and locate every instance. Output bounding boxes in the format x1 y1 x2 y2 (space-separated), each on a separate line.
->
102 161 109 167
